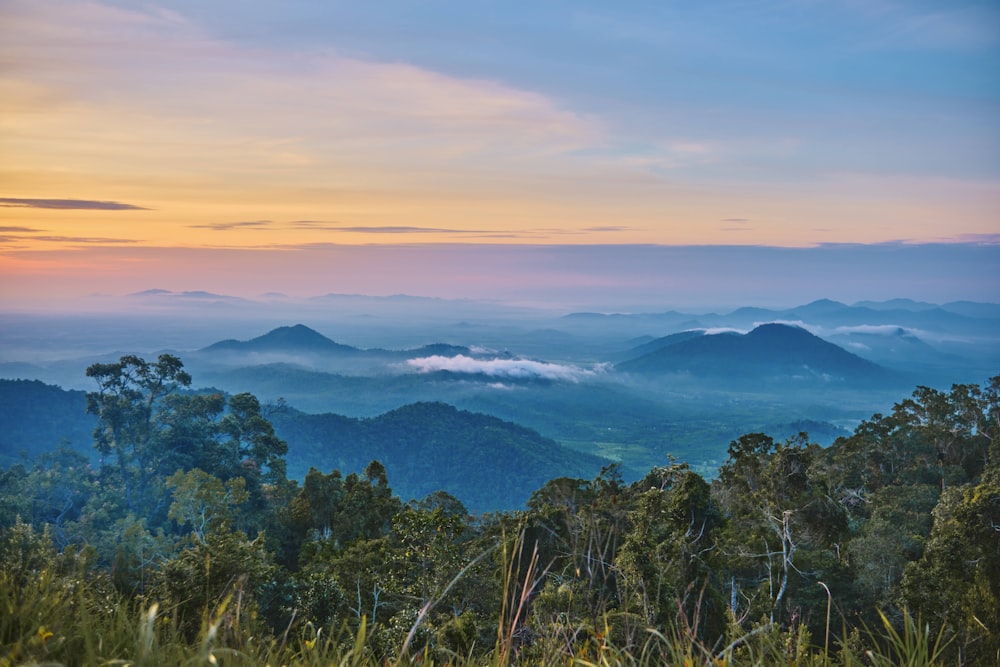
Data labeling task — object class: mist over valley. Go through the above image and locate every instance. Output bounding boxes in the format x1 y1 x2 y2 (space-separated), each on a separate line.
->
3 292 996 511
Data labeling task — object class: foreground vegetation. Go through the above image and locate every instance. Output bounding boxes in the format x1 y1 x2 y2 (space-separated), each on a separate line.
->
1 354 998 665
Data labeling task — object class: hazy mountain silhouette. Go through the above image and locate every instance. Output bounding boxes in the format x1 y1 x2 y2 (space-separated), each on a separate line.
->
852 298 939 312
198 325 480 370
202 324 361 355
617 329 709 360
618 323 890 383
564 298 1000 338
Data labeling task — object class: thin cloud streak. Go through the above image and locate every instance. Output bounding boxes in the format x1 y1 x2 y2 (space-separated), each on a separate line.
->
189 220 276 231
187 219 624 240
936 233 1000 245
24 236 140 244
324 226 493 235
0 198 149 210
0 232 142 245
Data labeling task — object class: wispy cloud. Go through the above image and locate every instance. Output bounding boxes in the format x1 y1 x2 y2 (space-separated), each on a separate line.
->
202 220 588 240
189 220 276 231
722 218 754 233
937 233 1000 245
28 235 139 244
832 324 912 336
323 226 496 235
290 221 341 228
2 1 598 171
0 197 149 210
406 354 603 382
0 231 140 245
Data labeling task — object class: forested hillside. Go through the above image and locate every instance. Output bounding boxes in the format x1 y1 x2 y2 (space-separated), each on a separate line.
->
0 379 94 465
270 402 607 512
1 354 997 665
0 378 607 513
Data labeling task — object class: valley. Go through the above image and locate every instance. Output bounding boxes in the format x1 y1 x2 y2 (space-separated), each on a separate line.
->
2 294 996 511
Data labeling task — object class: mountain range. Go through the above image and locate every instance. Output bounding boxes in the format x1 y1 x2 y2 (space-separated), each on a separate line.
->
202 321 898 386
566 298 1000 339
617 323 893 384
199 323 471 362
2 297 996 498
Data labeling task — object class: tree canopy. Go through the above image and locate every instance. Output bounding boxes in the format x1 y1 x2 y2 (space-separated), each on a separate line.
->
1 356 997 664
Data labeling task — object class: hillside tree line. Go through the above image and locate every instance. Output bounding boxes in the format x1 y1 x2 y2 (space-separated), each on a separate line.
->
1 354 998 665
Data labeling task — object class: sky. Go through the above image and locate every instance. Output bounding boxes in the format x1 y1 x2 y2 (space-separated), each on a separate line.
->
1 0 998 310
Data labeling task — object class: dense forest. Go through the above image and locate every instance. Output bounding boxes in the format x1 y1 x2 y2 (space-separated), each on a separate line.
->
1 354 998 665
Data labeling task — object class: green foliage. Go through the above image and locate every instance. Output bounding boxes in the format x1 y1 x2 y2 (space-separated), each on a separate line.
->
715 432 848 634
616 464 725 639
865 609 952 667
157 528 277 640
901 480 1000 663
166 468 249 542
271 402 608 513
0 379 94 466
86 354 193 517
220 392 289 492
392 501 468 606
2 357 999 665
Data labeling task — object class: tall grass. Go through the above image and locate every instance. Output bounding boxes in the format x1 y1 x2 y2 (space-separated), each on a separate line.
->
1 544 956 667
864 610 951 667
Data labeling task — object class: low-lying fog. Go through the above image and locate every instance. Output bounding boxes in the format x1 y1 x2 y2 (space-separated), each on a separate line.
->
2 292 997 480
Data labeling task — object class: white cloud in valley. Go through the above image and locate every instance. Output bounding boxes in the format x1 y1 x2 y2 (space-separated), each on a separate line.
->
405 355 603 382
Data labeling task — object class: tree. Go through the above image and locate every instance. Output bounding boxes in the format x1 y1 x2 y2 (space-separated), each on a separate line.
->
158 528 276 641
392 500 468 607
715 433 848 631
219 393 289 511
86 354 191 515
617 464 725 641
290 467 346 539
901 479 1000 663
334 461 402 547
165 469 249 543
155 392 226 477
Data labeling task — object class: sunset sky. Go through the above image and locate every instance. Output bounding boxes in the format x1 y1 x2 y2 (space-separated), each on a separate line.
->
1 0 998 309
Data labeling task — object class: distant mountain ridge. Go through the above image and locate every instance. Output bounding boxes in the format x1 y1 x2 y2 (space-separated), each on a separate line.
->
203 324 361 355
566 298 1000 333
199 324 475 361
128 288 248 302
618 323 891 383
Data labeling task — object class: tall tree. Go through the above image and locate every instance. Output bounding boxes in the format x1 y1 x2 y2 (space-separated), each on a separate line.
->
86 354 191 515
715 433 848 631
219 393 288 495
